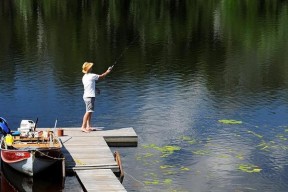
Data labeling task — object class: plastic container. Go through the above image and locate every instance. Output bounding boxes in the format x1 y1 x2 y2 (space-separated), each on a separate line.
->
5 134 13 146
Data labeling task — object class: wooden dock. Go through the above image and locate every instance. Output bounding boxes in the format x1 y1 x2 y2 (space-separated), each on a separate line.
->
38 127 137 192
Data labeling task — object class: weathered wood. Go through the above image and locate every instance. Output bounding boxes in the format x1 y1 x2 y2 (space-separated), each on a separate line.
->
76 169 127 192
60 136 118 171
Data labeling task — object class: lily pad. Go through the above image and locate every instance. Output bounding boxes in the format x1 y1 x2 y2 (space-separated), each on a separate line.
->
163 179 172 185
181 136 197 144
144 180 159 185
180 166 190 171
142 144 181 158
218 119 242 124
192 150 210 156
238 164 262 173
160 165 175 169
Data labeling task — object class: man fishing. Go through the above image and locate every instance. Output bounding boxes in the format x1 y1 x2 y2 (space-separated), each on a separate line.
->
81 62 113 133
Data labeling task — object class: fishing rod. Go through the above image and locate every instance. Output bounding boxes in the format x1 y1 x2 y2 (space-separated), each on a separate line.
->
108 34 140 70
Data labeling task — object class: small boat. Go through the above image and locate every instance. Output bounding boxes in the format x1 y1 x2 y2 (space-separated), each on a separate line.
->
0 117 64 176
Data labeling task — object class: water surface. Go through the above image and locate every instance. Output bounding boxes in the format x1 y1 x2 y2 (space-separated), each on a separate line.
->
1 0 288 191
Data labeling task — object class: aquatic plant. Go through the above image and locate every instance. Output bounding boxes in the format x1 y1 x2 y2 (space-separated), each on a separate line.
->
238 164 262 173
192 149 210 156
144 180 159 185
180 136 197 144
142 144 181 158
247 131 263 138
180 166 190 171
218 119 242 124
160 165 175 169
163 179 172 185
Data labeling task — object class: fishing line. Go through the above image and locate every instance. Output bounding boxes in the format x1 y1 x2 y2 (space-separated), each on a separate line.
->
109 34 140 69
124 171 146 187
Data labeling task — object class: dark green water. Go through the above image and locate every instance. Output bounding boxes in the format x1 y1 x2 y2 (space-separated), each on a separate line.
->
1 0 288 191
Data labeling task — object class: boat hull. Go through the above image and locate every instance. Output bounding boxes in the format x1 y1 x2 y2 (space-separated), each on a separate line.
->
1 135 63 176
1 147 62 176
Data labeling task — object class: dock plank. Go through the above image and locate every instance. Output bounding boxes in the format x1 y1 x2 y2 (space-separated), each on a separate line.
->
76 169 127 192
60 137 108 146
60 136 118 171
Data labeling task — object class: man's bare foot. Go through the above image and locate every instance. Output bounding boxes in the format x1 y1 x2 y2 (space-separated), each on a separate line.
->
81 128 90 133
87 127 97 131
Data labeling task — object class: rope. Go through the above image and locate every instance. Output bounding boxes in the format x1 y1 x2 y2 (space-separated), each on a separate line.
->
35 149 65 160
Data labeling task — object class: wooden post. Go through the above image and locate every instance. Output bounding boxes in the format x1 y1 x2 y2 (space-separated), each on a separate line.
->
61 154 66 178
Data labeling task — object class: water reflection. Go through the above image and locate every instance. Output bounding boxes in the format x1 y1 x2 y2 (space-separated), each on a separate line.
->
0 161 64 192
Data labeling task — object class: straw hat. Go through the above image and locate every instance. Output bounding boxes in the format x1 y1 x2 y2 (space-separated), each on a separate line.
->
82 62 94 73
